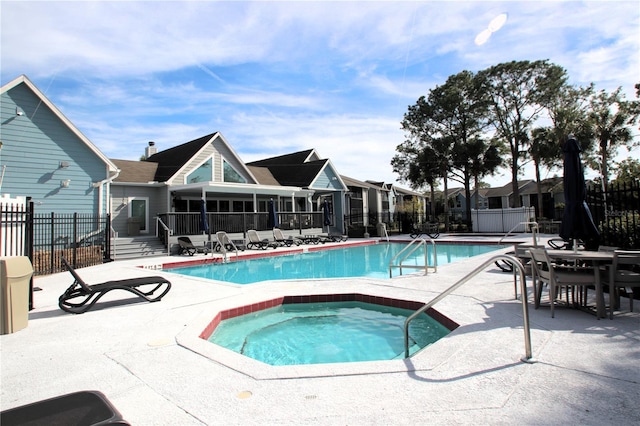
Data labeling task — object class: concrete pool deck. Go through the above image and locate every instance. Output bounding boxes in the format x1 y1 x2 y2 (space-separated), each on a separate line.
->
1 234 639 425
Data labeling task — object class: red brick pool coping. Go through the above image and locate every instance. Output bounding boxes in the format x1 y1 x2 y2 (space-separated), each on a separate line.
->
198 292 459 340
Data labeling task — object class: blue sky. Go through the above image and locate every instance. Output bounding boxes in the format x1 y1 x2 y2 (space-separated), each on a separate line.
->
2 1 638 188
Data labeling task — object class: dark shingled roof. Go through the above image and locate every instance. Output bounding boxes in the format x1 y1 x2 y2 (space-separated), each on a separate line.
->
248 149 315 167
112 159 158 183
247 150 326 187
145 133 214 182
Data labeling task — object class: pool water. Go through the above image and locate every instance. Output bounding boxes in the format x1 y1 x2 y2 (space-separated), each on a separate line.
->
210 301 451 365
169 242 504 284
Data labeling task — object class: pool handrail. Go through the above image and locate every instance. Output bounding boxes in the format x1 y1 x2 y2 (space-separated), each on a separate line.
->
389 238 437 278
403 254 533 363
498 221 539 246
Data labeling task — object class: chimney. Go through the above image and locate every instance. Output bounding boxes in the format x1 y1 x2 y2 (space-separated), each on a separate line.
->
144 141 157 159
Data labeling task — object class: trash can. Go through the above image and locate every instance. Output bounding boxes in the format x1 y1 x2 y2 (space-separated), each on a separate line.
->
0 256 33 335
127 217 141 236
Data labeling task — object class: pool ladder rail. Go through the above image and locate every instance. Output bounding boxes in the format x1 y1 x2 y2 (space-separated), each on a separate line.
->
498 221 539 246
403 254 534 363
217 241 240 263
389 237 437 278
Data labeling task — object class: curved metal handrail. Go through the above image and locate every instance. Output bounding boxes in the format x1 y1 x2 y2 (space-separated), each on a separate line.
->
499 221 539 246
403 254 533 363
389 237 437 278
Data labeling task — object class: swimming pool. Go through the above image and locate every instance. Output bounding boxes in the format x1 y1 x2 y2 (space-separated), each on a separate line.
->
210 301 451 365
168 242 505 284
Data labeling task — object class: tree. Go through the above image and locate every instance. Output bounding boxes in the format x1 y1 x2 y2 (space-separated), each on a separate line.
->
391 142 441 219
611 158 640 187
586 86 640 191
529 127 558 217
477 60 568 207
394 70 491 230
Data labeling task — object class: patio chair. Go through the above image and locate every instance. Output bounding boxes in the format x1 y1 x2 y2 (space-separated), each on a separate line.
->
604 250 640 318
177 236 210 256
59 257 171 314
528 248 597 318
273 228 302 247
214 231 245 252
246 229 279 250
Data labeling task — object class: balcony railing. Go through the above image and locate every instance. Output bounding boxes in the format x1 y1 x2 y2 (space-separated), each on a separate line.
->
157 211 326 236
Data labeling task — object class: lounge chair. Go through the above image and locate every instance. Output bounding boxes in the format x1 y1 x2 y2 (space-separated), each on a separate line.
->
246 229 279 250
0 390 130 425
273 228 302 247
319 233 348 243
300 235 321 244
59 256 171 314
177 236 210 255
214 231 245 252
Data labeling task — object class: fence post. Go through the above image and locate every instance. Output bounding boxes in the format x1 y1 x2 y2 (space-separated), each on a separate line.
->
105 214 111 261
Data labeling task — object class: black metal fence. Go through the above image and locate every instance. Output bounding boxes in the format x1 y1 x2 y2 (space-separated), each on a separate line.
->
0 201 111 276
587 181 639 249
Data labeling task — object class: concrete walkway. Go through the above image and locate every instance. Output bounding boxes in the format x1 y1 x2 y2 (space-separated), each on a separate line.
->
2 235 639 425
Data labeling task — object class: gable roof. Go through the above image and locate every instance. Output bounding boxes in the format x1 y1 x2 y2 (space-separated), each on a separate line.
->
246 150 329 187
341 175 377 189
394 186 426 198
248 149 317 167
112 159 159 183
145 133 214 182
1 75 118 173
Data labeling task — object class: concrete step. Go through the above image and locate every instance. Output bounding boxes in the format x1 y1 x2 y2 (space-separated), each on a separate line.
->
111 236 168 261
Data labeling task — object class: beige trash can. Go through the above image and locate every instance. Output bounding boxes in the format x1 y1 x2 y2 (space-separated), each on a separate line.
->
0 256 33 334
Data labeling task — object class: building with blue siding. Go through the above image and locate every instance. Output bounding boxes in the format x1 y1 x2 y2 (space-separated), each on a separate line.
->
0 75 118 215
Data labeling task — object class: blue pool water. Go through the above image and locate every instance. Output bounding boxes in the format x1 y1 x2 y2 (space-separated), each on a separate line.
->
168 242 504 284
210 301 451 365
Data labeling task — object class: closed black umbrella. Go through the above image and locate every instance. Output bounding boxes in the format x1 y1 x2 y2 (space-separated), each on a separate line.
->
200 199 209 234
558 135 599 250
268 198 279 229
323 199 331 232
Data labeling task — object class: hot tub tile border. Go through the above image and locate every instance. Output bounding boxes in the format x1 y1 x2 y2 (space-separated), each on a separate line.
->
199 293 459 340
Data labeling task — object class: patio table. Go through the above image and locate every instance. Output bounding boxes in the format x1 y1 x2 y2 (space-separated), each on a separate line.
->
544 249 614 319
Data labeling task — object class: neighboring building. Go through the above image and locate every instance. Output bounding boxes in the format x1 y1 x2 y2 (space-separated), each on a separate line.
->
519 176 564 219
365 180 394 223
0 75 118 215
393 186 429 218
484 180 536 210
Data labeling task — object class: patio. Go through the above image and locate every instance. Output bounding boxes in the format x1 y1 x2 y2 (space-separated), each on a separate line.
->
1 235 639 425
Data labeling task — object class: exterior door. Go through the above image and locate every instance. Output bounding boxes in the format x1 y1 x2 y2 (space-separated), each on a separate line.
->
128 197 148 233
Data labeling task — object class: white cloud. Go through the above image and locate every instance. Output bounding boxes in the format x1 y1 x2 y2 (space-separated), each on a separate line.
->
2 1 638 191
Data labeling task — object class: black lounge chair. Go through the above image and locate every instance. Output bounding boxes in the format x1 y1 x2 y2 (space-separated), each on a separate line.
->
59 257 171 314
246 229 279 249
177 236 210 255
273 228 302 247
319 233 348 243
0 390 130 425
